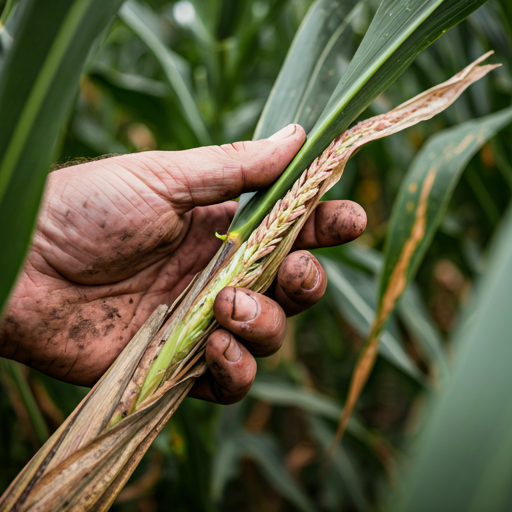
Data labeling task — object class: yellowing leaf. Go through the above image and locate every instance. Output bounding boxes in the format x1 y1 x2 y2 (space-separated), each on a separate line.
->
329 54 510 455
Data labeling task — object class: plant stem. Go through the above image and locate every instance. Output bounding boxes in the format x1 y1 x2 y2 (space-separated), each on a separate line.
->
1 360 49 444
136 237 245 405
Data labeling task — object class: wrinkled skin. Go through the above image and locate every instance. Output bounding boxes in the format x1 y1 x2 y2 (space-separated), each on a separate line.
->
0 124 366 404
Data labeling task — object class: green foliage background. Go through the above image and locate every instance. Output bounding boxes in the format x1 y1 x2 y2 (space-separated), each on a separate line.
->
1 0 512 511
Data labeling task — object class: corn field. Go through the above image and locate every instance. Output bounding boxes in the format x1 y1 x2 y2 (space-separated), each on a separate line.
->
1 0 512 511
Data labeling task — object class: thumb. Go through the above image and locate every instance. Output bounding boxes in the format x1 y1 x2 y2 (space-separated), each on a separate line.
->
134 124 306 213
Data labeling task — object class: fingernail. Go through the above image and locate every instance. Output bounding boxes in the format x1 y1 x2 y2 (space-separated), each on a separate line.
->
232 290 258 321
268 124 297 141
301 260 319 291
224 336 242 362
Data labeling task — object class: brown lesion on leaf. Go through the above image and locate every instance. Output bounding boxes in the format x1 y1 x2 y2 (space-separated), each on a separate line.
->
377 166 437 328
331 168 438 452
454 134 474 155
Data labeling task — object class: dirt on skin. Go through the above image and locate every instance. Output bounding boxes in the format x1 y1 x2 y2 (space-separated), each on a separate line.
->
317 200 366 246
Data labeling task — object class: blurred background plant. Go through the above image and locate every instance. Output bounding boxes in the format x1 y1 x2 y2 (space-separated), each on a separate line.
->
1 0 512 511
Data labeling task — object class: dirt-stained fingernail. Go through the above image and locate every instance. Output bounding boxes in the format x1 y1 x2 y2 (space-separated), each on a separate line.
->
232 291 258 322
224 336 242 362
301 259 319 291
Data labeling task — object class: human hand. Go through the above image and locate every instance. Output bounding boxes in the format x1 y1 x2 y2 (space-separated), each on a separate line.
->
0 124 366 403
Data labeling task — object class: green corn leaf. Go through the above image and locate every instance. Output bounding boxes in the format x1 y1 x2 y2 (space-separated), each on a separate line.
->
254 0 365 140
0 0 20 25
498 0 512 40
87 67 197 150
211 436 241 501
238 431 318 512
320 257 427 384
234 0 364 215
398 286 451 384
230 0 289 88
249 378 390 460
214 427 317 511
96 68 169 98
0 360 49 444
231 0 490 241
378 107 512 311
187 0 220 40
307 416 369 512
323 244 450 378
119 0 212 147
249 379 343 419
0 1 20 68
394 202 512 512
0 0 125 316
212 408 323 509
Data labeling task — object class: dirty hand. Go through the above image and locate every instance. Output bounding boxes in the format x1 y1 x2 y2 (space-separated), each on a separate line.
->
0 124 366 403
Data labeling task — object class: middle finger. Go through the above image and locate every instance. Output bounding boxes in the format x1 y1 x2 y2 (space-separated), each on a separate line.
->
213 287 286 357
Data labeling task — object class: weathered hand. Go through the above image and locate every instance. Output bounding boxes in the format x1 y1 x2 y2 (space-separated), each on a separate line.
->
0 124 366 403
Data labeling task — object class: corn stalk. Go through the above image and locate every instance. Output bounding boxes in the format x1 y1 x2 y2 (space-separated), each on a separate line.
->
0 54 497 512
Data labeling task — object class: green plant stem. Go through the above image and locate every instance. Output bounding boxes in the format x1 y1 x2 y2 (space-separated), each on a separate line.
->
136 239 244 405
1 360 49 444
230 0 490 241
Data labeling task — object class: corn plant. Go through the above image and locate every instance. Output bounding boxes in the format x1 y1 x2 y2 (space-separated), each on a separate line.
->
2 0 512 510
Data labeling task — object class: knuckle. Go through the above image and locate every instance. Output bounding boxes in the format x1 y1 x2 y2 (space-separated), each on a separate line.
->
230 141 247 152
267 304 286 340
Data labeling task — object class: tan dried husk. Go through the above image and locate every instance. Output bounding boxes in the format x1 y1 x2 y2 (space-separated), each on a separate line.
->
0 54 497 512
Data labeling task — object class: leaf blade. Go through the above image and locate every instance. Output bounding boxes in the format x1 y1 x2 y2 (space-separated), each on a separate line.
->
394 203 512 512
379 106 512 303
119 0 212 147
238 0 363 213
0 0 125 315
325 58 506 451
231 0 490 240
254 0 364 140
321 257 426 383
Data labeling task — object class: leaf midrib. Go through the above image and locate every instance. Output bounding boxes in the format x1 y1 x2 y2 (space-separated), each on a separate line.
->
311 0 444 138
293 0 366 126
